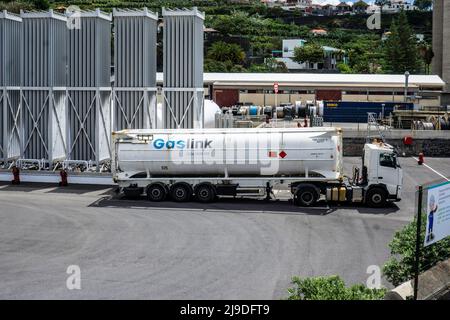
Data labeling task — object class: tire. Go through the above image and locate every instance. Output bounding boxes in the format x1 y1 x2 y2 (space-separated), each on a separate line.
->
195 184 216 203
146 183 167 202
366 187 387 208
295 185 319 207
170 183 192 202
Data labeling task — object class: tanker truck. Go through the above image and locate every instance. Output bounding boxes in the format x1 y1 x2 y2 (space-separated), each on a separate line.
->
112 127 402 207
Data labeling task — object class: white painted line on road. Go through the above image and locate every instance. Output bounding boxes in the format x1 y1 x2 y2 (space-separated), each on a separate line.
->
82 188 112 197
30 187 59 193
412 157 450 181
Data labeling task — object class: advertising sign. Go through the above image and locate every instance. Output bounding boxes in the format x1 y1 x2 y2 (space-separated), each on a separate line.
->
424 181 450 246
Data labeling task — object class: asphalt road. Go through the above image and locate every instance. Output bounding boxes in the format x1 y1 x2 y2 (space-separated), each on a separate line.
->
0 157 449 299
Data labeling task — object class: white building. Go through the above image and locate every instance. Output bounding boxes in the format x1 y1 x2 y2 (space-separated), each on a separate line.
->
275 39 345 71
367 0 417 14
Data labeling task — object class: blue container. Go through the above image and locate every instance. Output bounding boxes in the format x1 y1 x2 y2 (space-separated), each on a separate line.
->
322 101 413 123
249 105 259 116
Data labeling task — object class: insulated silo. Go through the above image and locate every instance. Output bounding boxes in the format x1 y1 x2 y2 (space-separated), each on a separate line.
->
66 9 112 164
21 10 67 163
0 11 22 162
162 7 204 129
113 8 158 130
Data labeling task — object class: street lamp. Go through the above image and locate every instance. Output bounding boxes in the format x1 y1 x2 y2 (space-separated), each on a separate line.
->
404 71 410 103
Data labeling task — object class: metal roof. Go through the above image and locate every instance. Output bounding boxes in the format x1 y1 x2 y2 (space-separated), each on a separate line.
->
155 73 446 88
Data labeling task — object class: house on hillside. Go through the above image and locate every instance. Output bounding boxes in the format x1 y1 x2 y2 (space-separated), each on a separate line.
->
367 0 417 14
310 28 328 36
336 2 352 14
352 0 369 14
274 39 347 72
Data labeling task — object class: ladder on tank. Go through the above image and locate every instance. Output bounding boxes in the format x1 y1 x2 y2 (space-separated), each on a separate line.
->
366 112 386 143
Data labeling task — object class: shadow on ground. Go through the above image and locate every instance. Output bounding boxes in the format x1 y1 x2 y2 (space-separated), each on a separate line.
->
0 182 113 195
89 194 400 216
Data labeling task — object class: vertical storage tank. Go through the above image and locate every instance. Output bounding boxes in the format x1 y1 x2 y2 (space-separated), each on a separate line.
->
66 9 112 164
113 8 158 130
0 11 22 161
162 7 204 129
21 10 67 162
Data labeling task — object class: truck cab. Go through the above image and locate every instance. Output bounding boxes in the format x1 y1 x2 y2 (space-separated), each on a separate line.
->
362 142 403 206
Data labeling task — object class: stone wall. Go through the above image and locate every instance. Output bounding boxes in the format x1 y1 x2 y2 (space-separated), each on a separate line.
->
343 130 450 157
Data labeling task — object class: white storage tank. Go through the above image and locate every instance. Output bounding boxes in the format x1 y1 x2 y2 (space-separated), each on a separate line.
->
113 127 343 180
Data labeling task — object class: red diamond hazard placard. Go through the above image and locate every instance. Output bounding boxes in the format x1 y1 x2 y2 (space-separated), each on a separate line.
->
279 151 287 158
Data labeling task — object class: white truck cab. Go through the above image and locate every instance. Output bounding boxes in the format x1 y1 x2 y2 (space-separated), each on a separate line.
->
362 142 403 206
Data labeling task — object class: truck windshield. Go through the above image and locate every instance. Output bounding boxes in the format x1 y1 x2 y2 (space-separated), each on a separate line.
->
379 152 398 168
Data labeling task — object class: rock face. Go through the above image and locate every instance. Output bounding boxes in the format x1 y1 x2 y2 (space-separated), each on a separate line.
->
342 130 450 157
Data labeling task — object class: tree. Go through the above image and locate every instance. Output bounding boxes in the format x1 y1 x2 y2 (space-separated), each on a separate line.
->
383 10 421 73
337 62 352 73
418 42 434 74
292 43 324 65
33 0 50 10
383 214 450 287
287 275 386 300
207 41 246 65
414 0 432 11
264 57 288 73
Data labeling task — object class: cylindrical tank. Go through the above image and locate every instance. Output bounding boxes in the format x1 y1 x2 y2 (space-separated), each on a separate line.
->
276 107 284 118
249 105 259 116
114 128 343 179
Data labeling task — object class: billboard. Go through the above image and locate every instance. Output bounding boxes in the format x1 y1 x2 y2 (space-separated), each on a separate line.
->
424 181 450 247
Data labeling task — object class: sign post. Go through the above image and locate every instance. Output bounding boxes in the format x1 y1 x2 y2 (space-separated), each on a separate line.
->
273 82 278 122
413 185 423 300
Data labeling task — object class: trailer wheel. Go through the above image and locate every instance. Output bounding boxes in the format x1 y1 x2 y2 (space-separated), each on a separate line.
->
366 188 387 208
295 185 319 207
195 184 216 203
146 183 167 202
170 183 192 202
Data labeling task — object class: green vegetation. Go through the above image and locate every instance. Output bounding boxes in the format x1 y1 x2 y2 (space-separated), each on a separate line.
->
292 42 324 65
383 10 421 73
287 275 386 300
414 0 432 11
0 1 434 74
383 214 450 287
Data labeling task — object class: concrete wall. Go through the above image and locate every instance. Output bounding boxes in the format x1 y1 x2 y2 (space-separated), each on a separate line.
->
343 129 450 157
239 93 315 105
238 93 440 107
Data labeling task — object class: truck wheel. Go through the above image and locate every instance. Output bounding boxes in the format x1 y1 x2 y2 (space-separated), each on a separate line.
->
295 185 318 207
195 184 216 203
146 183 167 202
366 188 387 208
170 183 192 202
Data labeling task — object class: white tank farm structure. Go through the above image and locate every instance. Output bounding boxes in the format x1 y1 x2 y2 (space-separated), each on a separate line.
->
112 128 403 208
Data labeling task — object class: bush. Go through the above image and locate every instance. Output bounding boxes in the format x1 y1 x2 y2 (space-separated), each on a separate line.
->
383 214 450 287
287 275 386 300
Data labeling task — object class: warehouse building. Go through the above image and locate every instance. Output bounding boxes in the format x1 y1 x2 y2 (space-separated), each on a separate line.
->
156 73 446 108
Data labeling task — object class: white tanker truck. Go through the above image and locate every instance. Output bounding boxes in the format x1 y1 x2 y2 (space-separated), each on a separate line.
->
112 127 402 207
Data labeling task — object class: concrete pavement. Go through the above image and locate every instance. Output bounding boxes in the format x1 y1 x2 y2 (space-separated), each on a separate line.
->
0 157 448 299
